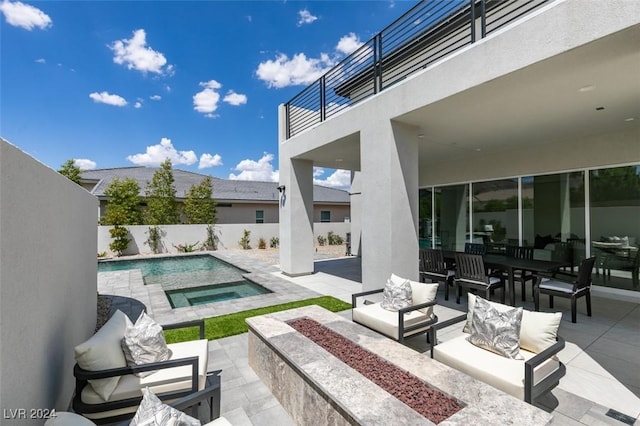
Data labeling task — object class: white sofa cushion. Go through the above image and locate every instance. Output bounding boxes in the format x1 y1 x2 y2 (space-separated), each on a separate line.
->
204 418 232 426
463 293 513 333
380 274 413 311
80 339 209 419
353 302 432 340
74 310 129 401
520 310 562 354
433 334 561 400
409 281 438 316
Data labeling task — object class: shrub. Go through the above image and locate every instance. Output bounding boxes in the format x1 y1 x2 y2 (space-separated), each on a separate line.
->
317 235 327 246
202 224 218 251
270 236 279 248
145 225 163 254
258 238 267 249
327 231 344 245
174 242 199 253
97 251 108 258
109 225 130 256
239 229 251 250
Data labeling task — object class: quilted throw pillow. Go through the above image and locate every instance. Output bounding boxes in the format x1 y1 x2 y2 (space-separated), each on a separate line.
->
122 312 172 377
130 387 201 426
380 274 413 312
467 297 524 360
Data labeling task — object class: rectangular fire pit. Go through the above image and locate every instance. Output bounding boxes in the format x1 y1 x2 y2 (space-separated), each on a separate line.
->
247 305 552 425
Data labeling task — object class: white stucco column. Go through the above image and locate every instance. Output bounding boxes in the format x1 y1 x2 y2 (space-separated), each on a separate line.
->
349 171 362 256
278 105 315 276
360 120 420 290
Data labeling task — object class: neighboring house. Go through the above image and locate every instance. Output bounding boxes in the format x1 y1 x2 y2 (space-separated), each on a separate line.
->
82 167 350 224
278 0 640 294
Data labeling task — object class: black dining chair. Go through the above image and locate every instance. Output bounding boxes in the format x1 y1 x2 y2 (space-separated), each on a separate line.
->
454 253 505 304
534 257 597 323
464 242 486 255
420 248 455 300
506 245 536 302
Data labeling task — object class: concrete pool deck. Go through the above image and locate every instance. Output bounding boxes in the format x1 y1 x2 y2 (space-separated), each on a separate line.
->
97 252 640 426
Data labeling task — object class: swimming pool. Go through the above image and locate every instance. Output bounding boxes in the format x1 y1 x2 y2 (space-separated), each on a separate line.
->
98 254 271 307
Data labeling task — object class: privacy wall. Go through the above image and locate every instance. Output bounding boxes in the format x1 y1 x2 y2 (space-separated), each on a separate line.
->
0 140 98 421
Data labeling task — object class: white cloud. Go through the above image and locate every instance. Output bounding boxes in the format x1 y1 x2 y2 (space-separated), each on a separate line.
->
74 158 97 170
229 153 279 182
223 90 247 106
314 169 351 191
255 52 335 88
149 95 161 101
134 99 143 109
35 58 45 63
198 153 223 169
126 137 197 166
89 91 127 107
0 0 51 30
110 29 172 75
193 80 221 115
336 33 364 55
297 9 317 26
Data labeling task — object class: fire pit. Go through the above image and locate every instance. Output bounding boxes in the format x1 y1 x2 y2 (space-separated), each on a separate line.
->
247 305 552 425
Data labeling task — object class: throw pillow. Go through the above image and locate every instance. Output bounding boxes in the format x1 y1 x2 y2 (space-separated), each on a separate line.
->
520 310 562 353
467 297 524 360
408 281 438 316
122 312 172 378
130 387 201 426
74 309 129 401
463 293 514 333
380 274 413 312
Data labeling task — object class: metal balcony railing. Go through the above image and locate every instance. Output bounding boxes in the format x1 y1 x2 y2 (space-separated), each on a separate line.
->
284 0 549 139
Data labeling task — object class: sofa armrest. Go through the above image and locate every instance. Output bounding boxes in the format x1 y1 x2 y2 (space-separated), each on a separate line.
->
162 319 205 339
397 300 438 344
524 336 566 403
352 288 383 307
430 313 467 358
170 370 222 422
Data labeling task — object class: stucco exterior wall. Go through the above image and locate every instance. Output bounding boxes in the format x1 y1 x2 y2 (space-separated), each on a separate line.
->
97 222 351 255
0 140 97 419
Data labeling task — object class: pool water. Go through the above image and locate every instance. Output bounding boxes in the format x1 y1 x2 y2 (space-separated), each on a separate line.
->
98 254 271 307
166 280 271 308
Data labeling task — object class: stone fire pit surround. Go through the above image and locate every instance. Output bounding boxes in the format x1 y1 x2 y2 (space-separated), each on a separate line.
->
247 305 552 425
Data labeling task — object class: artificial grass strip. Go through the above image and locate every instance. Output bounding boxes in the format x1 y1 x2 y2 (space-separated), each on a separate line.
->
164 296 351 344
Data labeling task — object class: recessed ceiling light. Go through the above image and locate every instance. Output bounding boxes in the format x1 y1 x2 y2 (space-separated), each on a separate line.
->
578 85 596 92
624 117 635 122
417 134 425 138
335 158 343 162
475 148 482 152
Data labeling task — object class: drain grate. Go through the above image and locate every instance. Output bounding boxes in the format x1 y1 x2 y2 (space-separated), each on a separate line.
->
605 409 635 425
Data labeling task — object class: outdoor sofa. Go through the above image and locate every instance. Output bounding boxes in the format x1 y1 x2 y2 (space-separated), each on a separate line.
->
72 310 219 424
431 293 566 403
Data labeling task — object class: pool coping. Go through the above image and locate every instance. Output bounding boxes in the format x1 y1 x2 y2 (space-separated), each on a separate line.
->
97 251 322 325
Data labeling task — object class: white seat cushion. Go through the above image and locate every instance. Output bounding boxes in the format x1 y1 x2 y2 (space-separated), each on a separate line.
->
204 417 232 426
539 280 574 293
433 335 560 400
353 302 433 340
80 339 209 419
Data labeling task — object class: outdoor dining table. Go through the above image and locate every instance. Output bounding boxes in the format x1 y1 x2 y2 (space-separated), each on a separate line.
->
442 251 570 306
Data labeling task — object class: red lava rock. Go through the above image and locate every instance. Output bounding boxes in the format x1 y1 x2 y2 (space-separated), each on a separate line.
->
288 317 464 424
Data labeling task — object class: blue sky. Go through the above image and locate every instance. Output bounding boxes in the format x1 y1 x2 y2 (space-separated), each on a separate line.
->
1 0 413 189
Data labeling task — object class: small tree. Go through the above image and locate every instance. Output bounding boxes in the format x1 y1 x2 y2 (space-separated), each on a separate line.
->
202 224 218 251
58 159 82 185
184 176 217 224
145 225 164 254
144 159 179 225
101 178 142 225
239 229 251 250
109 224 130 256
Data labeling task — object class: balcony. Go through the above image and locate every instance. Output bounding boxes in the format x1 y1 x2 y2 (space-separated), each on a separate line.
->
284 0 550 139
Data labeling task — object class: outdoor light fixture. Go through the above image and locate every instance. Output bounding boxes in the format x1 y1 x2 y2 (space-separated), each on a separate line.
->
277 185 285 194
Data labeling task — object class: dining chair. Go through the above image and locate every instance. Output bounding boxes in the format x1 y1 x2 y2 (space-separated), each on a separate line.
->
534 257 596 323
454 253 505 304
464 243 486 255
505 245 536 301
420 248 455 300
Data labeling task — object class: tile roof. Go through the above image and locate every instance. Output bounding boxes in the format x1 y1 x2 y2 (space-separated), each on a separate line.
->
82 167 350 203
